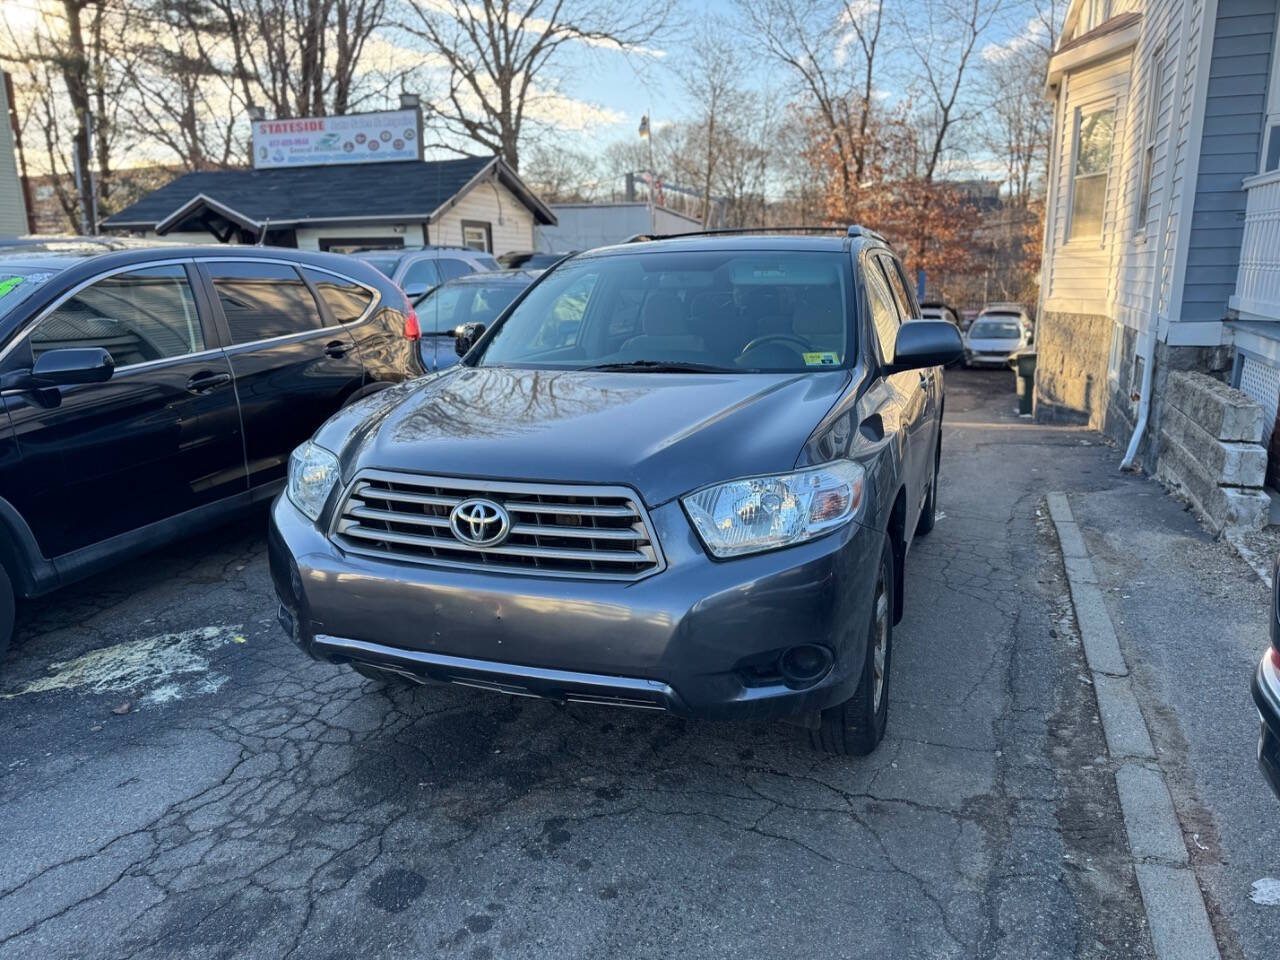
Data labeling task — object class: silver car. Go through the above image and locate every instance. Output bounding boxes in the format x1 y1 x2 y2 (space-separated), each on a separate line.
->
353 246 499 301
964 314 1029 367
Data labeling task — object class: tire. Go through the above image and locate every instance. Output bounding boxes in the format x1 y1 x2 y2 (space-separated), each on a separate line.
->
811 538 894 756
915 440 941 536
0 564 13 665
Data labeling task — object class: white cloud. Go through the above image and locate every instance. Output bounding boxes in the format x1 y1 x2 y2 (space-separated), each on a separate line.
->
982 16 1051 64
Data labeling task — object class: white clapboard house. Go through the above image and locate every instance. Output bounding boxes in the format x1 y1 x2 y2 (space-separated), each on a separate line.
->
1036 0 1280 528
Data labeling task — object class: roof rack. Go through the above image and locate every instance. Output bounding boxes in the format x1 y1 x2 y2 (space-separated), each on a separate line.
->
625 225 862 243
624 224 888 244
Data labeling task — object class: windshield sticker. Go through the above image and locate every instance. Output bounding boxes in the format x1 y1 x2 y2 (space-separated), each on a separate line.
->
803 351 840 367
0 276 23 299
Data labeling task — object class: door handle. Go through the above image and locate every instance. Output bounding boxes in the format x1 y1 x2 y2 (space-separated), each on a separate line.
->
186 371 231 394
324 340 350 359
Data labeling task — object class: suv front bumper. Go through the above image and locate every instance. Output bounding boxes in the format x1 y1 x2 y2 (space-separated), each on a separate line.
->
269 492 885 721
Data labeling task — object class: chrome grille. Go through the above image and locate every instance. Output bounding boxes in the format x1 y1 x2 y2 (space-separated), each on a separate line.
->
331 470 664 580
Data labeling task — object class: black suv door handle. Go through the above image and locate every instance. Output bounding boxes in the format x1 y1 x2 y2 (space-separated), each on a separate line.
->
324 340 350 359
186 371 231 394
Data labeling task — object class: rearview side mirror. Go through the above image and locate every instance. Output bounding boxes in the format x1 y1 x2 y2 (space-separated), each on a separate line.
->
454 322 487 357
2 347 115 392
887 320 963 373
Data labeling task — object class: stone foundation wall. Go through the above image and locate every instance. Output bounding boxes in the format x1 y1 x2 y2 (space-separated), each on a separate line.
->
1033 311 1113 428
1154 371 1270 532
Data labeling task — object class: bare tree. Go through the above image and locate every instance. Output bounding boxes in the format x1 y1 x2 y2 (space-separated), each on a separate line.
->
736 0 884 198
178 0 393 119
676 22 745 226
521 143 601 201
400 0 672 170
893 0 1004 181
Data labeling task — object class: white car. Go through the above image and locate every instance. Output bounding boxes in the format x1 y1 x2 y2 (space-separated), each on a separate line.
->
964 313 1029 367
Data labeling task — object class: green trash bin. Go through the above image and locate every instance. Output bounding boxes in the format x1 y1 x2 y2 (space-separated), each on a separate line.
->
1009 349 1037 415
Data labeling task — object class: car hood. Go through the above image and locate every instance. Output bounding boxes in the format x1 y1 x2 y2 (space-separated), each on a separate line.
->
316 366 851 505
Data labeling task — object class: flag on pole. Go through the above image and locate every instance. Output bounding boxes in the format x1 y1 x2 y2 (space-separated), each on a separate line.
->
638 114 650 139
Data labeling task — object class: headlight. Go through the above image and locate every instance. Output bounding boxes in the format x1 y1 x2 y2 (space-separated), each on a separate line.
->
682 460 866 558
287 441 340 522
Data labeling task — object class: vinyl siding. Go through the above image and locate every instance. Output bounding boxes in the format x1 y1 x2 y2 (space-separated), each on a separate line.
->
431 178 535 255
1183 0 1276 322
0 72 28 235
1044 51 1134 315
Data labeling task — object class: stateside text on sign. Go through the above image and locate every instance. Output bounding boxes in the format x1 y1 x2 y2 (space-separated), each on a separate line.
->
251 109 422 169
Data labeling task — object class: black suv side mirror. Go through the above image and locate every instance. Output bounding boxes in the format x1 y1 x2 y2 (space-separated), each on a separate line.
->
886 320 963 373
454 322 486 357
2 347 115 392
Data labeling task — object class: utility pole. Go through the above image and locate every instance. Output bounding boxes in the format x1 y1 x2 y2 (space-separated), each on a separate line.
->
646 107 656 234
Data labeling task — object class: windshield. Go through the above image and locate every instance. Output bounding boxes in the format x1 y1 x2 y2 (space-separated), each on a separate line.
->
0 267 60 320
417 280 529 334
970 319 1021 339
360 255 402 279
475 250 855 372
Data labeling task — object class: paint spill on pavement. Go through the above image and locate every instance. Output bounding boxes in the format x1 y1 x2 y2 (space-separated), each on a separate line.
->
3 624 243 704
1250 878 1280 906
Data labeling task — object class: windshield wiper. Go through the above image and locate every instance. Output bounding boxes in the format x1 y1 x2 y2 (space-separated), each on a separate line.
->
579 360 739 373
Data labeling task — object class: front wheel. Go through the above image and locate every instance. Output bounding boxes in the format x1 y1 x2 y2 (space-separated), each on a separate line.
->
915 440 941 536
811 538 894 756
0 564 13 666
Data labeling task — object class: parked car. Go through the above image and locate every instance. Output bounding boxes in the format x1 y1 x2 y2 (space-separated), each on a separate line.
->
270 227 963 755
977 302 1033 339
920 300 963 329
413 269 541 372
963 312 1030 367
496 250 574 270
0 245 423 659
353 246 499 301
1251 554 1280 799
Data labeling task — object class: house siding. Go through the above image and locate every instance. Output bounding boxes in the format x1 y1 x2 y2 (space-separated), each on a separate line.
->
1183 0 1276 322
0 72 28 235
431 178 535 255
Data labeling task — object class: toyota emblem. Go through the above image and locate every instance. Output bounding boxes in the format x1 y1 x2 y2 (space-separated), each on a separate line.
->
449 498 511 547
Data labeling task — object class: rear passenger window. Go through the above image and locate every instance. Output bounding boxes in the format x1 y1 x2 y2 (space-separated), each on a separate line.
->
437 258 473 281
302 268 374 324
31 264 204 367
208 262 323 343
864 260 901 364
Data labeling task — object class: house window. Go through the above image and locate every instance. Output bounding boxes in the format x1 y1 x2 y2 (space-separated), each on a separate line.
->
1263 29 1280 173
1068 105 1116 241
461 220 492 252
1136 46 1164 232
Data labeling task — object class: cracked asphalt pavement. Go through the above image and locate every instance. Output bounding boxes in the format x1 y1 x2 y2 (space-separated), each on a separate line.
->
0 371 1160 959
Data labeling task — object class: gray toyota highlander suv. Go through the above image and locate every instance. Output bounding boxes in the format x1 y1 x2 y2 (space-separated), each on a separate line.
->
269 227 962 755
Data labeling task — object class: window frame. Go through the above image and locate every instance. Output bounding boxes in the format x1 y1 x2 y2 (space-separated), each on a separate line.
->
1066 101 1118 244
861 250 902 367
461 220 493 253
0 258 225 375
196 257 382 349
1261 29 1280 174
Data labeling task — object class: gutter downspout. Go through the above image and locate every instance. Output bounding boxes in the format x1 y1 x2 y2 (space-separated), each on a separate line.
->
1122 10 1193 471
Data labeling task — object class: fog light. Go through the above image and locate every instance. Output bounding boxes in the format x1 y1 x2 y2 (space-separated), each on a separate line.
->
779 644 833 688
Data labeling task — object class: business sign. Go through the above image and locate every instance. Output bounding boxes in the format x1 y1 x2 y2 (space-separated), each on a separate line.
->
251 109 421 169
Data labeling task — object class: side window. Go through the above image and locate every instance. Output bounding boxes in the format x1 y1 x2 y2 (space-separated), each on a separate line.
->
207 261 324 344
1068 105 1116 240
437 257 474 281
401 258 441 289
31 264 204 367
417 286 466 334
534 272 597 350
863 259 900 365
878 255 916 321
302 269 374 324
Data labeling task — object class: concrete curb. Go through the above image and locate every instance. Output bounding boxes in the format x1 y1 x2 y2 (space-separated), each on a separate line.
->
1047 492 1221 960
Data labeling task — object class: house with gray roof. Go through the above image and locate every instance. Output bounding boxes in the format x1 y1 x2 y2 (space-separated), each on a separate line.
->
103 155 556 256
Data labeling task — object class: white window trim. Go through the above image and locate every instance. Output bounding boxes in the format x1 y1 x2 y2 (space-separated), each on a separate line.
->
1261 28 1280 174
1064 98 1118 247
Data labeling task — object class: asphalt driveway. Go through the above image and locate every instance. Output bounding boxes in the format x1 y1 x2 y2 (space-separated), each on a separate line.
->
0 370 1156 959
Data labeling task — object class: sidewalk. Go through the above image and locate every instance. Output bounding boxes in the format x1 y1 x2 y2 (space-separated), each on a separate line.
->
1057 456 1278 960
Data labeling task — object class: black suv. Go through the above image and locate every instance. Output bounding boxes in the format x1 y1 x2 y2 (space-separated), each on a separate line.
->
270 227 963 755
0 244 422 658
